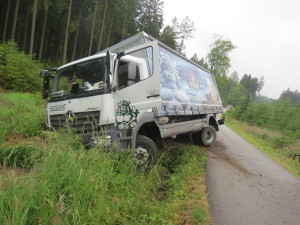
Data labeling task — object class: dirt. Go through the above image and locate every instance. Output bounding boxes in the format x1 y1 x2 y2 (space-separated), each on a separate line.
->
4 133 27 146
208 142 253 176
207 125 300 225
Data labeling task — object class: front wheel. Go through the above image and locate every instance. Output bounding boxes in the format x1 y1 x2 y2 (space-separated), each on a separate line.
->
193 125 217 147
133 135 158 169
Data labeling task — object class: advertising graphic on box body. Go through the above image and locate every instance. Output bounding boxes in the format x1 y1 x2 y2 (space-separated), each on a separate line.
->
159 46 221 115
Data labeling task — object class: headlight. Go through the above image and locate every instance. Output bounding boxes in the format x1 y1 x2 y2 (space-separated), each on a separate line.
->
92 135 112 147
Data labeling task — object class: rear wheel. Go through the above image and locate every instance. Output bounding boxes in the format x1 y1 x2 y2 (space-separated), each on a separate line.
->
193 125 217 147
133 135 158 169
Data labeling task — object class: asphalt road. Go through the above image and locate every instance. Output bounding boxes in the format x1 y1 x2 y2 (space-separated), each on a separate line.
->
207 125 300 225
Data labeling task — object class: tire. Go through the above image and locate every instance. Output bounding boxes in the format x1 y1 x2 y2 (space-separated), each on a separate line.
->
133 135 158 169
193 125 217 147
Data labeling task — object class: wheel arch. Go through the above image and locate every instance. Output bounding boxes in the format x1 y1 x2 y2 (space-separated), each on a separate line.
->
207 114 219 131
131 112 162 149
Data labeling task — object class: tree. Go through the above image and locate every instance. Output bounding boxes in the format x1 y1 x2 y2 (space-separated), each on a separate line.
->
11 0 20 40
88 0 98 56
206 35 236 76
159 25 177 49
160 16 195 54
229 71 239 84
136 0 164 38
22 0 30 52
240 74 264 98
190 53 199 63
29 0 38 57
62 0 72 64
38 0 49 62
177 16 195 54
71 1 84 61
280 89 300 104
0 0 163 64
97 0 108 52
2 0 11 41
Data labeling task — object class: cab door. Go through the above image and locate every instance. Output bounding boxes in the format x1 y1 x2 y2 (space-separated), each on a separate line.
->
113 41 161 130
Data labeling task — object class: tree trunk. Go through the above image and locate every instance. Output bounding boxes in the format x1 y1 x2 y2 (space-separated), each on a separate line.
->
71 4 83 61
121 0 129 41
11 0 20 40
29 0 38 57
2 0 11 41
54 16 62 62
38 5 48 62
62 0 72 64
22 0 30 52
106 19 112 48
97 0 108 52
88 0 98 56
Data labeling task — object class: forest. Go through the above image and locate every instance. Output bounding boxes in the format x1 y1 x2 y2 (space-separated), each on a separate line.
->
0 0 196 65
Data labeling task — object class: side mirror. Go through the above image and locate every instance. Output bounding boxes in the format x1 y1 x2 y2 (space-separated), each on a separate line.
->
40 70 50 78
42 76 50 99
106 50 114 75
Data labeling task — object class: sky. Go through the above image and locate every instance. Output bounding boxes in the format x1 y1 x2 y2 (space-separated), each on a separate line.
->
162 0 300 99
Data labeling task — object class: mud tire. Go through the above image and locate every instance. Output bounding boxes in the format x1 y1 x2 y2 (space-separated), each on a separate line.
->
134 135 158 170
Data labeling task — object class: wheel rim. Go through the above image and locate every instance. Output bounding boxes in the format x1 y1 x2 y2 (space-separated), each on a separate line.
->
205 130 214 143
133 146 150 165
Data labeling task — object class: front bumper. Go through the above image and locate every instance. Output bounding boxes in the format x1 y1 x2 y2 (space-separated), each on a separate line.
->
80 124 133 149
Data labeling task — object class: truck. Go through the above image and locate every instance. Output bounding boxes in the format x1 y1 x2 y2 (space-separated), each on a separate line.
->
40 32 224 168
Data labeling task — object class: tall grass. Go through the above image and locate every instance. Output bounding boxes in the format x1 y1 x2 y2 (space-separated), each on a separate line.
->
0 129 209 224
0 90 45 145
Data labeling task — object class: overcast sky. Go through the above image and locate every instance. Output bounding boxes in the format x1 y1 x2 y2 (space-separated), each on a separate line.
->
163 0 300 99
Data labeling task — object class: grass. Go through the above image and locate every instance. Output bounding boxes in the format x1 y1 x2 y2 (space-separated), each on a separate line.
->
0 131 210 224
0 89 46 146
226 116 300 179
0 90 211 224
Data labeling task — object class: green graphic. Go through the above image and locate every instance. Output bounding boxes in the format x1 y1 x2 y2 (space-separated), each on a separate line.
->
116 100 139 129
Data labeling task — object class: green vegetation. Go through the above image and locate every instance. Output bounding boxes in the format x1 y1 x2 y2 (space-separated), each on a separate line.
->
1 0 196 65
226 96 300 178
0 91 210 224
229 99 300 142
226 116 300 178
0 89 46 146
0 41 43 92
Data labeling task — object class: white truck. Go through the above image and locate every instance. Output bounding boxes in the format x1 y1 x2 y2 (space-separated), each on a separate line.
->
40 32 224 168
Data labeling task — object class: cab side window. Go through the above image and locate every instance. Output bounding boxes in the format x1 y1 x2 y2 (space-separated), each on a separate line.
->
117 61 140 89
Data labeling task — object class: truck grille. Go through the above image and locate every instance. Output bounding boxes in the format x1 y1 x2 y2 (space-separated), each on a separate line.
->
50 111 100 133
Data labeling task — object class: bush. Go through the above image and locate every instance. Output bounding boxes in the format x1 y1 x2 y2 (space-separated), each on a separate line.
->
0 41 43 92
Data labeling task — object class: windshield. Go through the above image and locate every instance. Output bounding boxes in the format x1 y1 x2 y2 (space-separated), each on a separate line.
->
52 58 107 97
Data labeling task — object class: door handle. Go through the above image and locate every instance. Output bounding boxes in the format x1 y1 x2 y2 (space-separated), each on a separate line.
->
147 94 160 99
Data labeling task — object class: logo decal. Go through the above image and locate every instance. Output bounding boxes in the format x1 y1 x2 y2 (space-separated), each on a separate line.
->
86 107 100 111
188 71 200 90
116 100 139 129
65 110 75 125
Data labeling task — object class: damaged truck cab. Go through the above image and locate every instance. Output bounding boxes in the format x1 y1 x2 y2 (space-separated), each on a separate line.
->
41 32 224 168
